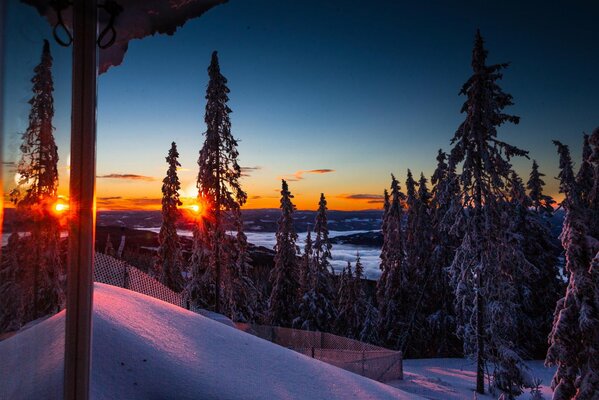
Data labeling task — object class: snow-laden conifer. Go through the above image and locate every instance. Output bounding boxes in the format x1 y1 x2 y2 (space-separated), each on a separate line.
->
428 151 461 356
268 180 300 327
377 174 407 348
6 40 63 324
154 142 185 292
446 31 532 397
187 51 248 314
546 137 599 400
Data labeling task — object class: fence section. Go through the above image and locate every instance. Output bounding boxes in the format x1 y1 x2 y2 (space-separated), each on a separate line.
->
237 323 403 382
94 252 184 308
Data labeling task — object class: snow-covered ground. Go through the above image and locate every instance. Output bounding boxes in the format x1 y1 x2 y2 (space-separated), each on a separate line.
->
389 358 556 400
0 283 414 400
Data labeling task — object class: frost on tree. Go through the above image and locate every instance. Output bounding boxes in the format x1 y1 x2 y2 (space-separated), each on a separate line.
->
446 31 533 397
186 51 252 318
154 142 186 292
268 180 300 327
1 40 64 332
546 135 599 400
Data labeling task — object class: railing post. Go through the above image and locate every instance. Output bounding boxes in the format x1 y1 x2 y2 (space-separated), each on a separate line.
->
64 1 98 399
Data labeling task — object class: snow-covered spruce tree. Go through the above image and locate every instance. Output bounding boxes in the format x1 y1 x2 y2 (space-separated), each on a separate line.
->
268 180 300 327
333 261 355 336
7 40 63 323
514 163 562 358
377 174 407 348
225 214 260 323
546 139 599 400
401 173 439 356
187 51 248 314
375 189 391 305
154 142 186 292
299 227 314 295
576 134 594 207
294 194 337 332
353 252 379 343
446 31 532 397
584 129 599 240
429 150 461 357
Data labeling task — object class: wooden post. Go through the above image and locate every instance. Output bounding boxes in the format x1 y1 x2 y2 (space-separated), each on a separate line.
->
0 0 5 244
64 1 98 399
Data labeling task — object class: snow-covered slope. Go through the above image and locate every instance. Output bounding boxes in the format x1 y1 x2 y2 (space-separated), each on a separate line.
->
0 283 417 400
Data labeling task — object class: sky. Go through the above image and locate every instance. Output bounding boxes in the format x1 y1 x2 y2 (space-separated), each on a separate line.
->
3 0 599 211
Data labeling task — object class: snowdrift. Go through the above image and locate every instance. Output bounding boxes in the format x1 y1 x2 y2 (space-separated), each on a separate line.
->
0 283 417 399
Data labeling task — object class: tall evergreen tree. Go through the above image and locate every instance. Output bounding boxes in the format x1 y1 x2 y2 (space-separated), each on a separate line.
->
314 193 334 275
334 261 355 336
376 189 391 305
268 180 300 327
225 215 260 322
401 173 438 356
299 227 314 294
546 138 599 400
446 31 531 397
295 194 337 332
377 174 407 348
508 169 562 359
429 151 461 356
188 51 248 313
353 252 379 343
6 40 63 324
154 142 185 292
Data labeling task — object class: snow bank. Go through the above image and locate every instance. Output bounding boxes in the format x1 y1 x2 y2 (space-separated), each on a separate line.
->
0 283 416 399
389 358 556 400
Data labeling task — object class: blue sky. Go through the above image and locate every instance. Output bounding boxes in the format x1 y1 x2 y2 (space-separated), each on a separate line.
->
3 0 598 209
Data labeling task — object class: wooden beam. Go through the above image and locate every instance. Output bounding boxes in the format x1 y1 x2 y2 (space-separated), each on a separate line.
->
64 1 98 399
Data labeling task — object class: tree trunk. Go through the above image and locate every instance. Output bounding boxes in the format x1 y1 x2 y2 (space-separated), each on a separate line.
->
476 269 485 394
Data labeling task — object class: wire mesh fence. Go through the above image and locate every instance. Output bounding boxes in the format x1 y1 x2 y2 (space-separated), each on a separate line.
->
94 252 184 308
93 252 403 382
236 323 403 382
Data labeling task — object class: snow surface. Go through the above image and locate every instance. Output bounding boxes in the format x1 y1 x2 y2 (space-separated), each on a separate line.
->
389 358 556 400
0 283 416 400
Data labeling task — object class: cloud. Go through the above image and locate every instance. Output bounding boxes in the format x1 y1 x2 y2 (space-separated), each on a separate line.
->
339 193 384 201
97 173 157 182
97 196 123 201
241 166 262 177
96 197 161 210
282 169 335 182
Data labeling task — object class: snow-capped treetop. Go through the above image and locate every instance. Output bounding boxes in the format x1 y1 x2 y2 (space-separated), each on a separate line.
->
314 193 333 274
527 160 555 216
